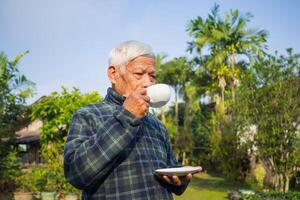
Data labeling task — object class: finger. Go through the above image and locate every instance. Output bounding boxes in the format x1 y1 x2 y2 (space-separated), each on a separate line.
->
140 100 149 110
163 176 172 184
186 173 193 181
143 95 150 103
144 102 150 109
172 176 182 186
137 98 145 106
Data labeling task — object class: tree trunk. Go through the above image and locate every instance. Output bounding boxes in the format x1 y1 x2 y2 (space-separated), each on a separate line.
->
160 106 166 124
174 88 179 150
279 174 284 192
176 153 179 161
183 92 191 148
218 77 226 116
230 53 238 103
274 174 279 190
284 173 290 192
174 94 179 135
249 152 256 178
262 160 276 189
264 167 276 188
231 85 236 103
182 151 186 165
182 88 192 166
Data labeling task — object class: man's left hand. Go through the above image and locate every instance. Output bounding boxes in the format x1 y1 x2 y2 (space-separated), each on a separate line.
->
161 173 193 186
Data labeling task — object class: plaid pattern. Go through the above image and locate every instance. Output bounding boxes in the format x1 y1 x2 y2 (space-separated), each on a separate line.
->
64 88 188 200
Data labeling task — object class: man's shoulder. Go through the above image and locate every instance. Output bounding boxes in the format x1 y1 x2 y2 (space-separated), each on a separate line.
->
75 100 115 118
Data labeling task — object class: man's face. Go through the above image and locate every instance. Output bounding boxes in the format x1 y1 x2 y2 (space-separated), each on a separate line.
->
110 56 156 97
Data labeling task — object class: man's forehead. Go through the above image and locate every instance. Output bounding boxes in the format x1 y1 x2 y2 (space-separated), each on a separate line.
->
126 56 156 71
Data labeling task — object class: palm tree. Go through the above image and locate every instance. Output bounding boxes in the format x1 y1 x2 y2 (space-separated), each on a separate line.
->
0 50 35 137
187 4 268 106
187 5 268 179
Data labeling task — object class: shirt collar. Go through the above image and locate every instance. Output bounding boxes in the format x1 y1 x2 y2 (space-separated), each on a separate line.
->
104 87 126 106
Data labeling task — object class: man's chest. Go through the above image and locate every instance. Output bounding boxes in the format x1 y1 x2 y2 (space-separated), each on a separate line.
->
128 123 168 166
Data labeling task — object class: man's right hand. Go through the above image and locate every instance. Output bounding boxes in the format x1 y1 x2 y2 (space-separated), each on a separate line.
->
123 88 150 119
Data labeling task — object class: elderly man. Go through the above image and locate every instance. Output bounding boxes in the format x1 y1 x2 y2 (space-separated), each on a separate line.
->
64 41 199 199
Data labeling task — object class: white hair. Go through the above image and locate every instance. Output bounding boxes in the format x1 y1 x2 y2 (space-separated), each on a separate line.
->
108 40 155 68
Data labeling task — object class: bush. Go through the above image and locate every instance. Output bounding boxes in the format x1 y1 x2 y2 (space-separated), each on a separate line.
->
31 167 57 192
241 191 300 200
253 164 266 188
31 166 79 194
15 170 36 193
0 147 22 192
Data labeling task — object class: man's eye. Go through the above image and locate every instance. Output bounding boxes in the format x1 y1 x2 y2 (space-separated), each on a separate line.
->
134 73 143 79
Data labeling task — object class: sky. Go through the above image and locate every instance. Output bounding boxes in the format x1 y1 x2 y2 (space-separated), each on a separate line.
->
1 0 300 104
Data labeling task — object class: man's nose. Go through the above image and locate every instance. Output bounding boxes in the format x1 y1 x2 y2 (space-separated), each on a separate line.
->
142 75 154 88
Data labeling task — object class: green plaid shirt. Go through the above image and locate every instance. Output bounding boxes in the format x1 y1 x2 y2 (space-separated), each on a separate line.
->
64 88 188 200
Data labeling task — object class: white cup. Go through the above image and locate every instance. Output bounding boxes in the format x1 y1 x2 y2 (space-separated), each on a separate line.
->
147 84 171 108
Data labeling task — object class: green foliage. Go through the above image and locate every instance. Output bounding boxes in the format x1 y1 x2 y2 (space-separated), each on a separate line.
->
0 51 34 193
157 56 198 164
229 49 300 191
186 4 269 182
241 191 300 200
211 109 253 182
253 164 266 189
31 167 77 193
0 51 35 138
0 147 22 192
188 102 212 167
31 87 102 192
187 4 268 88
248 50 300 191
15 169 36 193
31 87 101 163
31 167 48 192
31 167 57 192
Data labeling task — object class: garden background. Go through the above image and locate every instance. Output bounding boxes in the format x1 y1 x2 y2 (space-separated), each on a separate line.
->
1 1 300 199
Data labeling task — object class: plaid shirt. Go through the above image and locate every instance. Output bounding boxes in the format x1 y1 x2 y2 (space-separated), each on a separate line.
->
64 88 188 200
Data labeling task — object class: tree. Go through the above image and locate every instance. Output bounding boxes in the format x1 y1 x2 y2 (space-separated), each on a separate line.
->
187 4 268 105
156 57 181 149
0 51 35 192
166 101 212 168
31 87 101 192
230 49 300 190
248 49 300 192
157 57 198 164
187 4 268 180
0 51 35 138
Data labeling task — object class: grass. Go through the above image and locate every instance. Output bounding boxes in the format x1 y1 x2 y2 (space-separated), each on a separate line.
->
1 173 245 200
174 173 236 200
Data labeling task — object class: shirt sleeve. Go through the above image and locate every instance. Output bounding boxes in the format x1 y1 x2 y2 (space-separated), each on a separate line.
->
64 107 141 191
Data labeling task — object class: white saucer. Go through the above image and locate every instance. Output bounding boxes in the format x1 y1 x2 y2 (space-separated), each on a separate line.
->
154 166 202 176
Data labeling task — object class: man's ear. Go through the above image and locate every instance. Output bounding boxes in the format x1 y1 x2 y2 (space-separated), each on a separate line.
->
107 66 119 84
